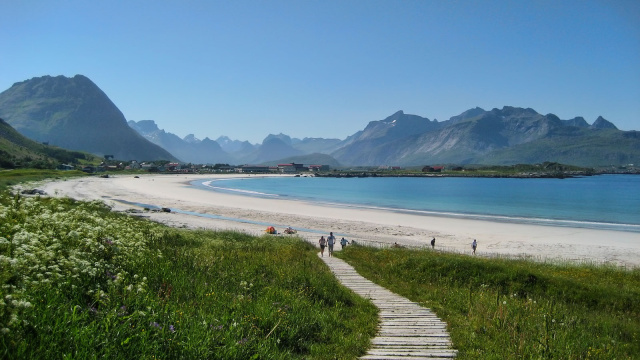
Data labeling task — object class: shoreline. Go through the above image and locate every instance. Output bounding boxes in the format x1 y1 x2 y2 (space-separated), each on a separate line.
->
195 177 640 234
38 173 640 268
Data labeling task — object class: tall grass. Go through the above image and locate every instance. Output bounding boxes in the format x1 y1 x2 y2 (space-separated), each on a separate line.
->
338 246 640 359
0 169 86 192
0 194 377 359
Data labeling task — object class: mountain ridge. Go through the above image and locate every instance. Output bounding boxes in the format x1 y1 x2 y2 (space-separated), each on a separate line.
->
1 74 638 167
329 107 637 166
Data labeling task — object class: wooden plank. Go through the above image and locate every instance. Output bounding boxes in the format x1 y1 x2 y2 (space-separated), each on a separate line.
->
319 254 456 359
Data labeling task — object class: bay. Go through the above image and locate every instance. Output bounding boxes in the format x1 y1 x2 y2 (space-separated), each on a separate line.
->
193 175 640 232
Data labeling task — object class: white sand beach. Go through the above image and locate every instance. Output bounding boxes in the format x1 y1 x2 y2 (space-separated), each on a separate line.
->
39 174 640 268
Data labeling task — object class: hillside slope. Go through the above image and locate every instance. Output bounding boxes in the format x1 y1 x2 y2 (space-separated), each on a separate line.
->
0 75 177 161
0 117 95 168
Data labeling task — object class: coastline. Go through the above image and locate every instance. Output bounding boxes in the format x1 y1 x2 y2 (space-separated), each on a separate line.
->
40 173 640 268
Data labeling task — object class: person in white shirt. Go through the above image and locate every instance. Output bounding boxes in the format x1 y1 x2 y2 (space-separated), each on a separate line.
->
327 232 336 257
319 236 326 257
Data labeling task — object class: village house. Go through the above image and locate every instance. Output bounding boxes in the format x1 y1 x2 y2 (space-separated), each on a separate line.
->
236 165 271 173
166 162 181 172
308 164 330 172
277 163 307 173
125 160 141 170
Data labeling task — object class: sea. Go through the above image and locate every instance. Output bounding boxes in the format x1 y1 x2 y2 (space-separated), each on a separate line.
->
191 175 640 233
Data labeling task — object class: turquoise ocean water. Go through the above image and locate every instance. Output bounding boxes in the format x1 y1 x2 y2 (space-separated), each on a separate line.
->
192 175 640 233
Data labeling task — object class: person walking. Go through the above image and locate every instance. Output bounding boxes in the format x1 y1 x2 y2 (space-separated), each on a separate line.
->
472 239 477 255
340 237 349 249
319 236 327 257
430 237 435 249
327 232 336 257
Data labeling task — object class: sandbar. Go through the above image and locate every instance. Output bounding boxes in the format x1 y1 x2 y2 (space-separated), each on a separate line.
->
39 174 640 268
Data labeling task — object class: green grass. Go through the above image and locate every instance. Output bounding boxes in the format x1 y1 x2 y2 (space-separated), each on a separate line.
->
0 169 87 192
5 170 639 359
337 246 640 359
0 194 378 359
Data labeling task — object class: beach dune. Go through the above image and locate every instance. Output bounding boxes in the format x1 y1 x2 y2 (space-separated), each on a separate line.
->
41 174 640 268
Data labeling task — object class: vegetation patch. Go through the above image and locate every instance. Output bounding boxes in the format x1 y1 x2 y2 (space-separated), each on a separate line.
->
338 246 640 359
0 194 377 359
0 169 86 192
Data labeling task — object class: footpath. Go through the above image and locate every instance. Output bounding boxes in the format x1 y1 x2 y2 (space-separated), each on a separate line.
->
319 253 457 359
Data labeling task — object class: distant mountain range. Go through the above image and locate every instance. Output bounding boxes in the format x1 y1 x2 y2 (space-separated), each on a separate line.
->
128 120 342 165
131 108 639 167
332 108 637 167
1 74 639 167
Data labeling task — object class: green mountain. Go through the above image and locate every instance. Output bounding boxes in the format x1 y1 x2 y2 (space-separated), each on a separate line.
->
479 128 640 167
0 75 177 161
0 117 96 169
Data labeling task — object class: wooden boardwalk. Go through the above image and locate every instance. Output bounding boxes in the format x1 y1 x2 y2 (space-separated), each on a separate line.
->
319 254 457 359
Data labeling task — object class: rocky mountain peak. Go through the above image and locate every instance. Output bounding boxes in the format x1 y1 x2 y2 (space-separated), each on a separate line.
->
128 120 159 133
263 133 292 146
563 116 590 128
448 107 486 124
591 116 618 130
183 134 200 143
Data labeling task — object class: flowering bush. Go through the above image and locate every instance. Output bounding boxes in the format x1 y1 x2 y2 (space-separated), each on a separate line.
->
0 195 161 335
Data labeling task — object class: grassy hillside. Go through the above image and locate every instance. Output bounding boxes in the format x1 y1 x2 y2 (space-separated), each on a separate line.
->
0 118 97 169
479 129 640 167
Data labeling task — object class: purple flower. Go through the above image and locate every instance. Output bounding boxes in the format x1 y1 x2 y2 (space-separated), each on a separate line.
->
150 322 162 329
238 337 249 345
169 325 175 333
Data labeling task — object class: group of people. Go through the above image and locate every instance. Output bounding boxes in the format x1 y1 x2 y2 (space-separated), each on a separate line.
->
317 233 478 256
318 232 350 257
430 237 478 254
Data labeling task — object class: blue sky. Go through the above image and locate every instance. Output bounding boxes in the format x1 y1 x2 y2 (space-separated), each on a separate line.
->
1 0 639 143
